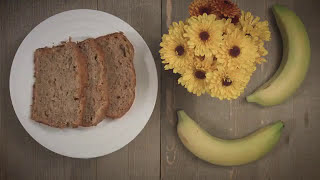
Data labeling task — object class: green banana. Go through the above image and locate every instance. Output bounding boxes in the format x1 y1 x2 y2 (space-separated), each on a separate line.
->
246 5 311 106
177 110 284 166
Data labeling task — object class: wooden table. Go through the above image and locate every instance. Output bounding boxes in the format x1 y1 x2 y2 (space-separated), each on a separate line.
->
0 0 319 179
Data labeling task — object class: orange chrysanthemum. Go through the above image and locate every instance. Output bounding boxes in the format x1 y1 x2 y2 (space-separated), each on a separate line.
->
212 0 241 22
189 0 216 16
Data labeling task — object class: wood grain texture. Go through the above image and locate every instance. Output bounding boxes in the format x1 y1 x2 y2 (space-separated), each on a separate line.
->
1 0 320 179
160 0 320 180
0 1 6 179
290 0 320 179
96 0 161 180
1 1 97 180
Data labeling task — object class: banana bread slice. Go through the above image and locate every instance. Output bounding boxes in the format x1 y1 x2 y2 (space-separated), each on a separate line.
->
78 39 109 126
95 32 136 118
31 42 88 128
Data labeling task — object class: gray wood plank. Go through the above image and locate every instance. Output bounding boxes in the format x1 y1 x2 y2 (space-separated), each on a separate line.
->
161 0 320 179
96 0 161 180
0 1 7 179
0 1 98 180
63 158 97 180
290 0 320 179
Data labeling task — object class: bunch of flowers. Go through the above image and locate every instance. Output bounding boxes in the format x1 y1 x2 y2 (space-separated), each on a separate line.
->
160 0 271 100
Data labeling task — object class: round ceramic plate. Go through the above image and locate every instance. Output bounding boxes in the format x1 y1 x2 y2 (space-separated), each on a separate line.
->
9 9 158 158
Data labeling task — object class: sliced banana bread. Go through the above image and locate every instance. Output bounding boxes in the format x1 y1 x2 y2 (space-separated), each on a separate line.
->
78 39 109 126
31 42 88 128
95 32 136 118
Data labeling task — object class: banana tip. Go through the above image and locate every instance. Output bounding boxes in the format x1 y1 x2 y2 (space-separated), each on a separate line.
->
176 109 185 115
275 120 285 130
176 110 186 122
279 121 285 128
246 95 255 103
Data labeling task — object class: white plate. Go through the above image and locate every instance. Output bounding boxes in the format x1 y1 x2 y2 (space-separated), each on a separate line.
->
9 9 158 158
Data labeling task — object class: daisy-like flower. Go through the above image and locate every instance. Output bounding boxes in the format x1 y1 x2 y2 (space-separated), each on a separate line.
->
168 21 185 36
217 28 259 72
212 0 241 21
206 67 250 100
222 18 236 36
193 55 218 71
254 20 271 41
184 14 224 57
189 0 216 17
255 40 268 64
178 63 211 96
240 11 271 42
160 22 194 74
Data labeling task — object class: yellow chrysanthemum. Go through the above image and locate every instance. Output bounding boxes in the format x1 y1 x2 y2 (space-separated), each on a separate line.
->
255 40 268 64
239 11 271 42
222 18 236 36
206 67 250 100
184 13 224 57
168 21 185 36
160 22 194 74
178 63 211 96
217 28 259 72
189 0 216 17
193 55 218 71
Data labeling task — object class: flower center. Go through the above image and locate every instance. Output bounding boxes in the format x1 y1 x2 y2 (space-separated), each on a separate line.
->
195 70 206 79
199 31 210 41
212 56 217 61
245 33 251 36
229 46 240 57
199 56 205 61
222 78 232 86
199 7 210 15
175 45 185 56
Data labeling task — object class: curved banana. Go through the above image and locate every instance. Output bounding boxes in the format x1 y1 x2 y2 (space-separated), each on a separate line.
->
246 5 310 106
177 110 284 166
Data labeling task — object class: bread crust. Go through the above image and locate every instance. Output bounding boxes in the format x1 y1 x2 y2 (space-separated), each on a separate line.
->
95 32 136 118
78 39 109 127
93 39 109 124
71 42 88 127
